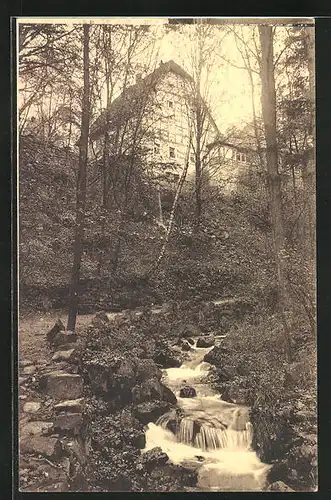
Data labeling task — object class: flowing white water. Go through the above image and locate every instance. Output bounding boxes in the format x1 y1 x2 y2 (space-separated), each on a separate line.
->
143 338 271 491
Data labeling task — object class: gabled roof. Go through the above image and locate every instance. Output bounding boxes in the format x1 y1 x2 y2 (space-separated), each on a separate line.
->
207 123 265 154
90 59 219 141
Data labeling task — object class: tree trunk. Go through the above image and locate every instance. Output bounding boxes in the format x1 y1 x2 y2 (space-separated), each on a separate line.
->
67 24 90 332
303 26 316 262
157 185 164 225
145 144 191 278
259 25 292 362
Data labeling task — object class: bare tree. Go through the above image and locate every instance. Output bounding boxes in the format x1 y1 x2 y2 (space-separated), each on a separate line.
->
259 25 292 362
67 24 91 331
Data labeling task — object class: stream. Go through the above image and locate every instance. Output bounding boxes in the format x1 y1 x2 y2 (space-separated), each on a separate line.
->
142 337 271 491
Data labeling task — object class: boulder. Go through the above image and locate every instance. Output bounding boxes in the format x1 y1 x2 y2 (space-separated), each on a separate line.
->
52 331 77 347
21 365 36 375
140 447 169 471
20 421 54 440
196 335 215 348
54 413 83 434
52 348 75 362
23 401 41 414
117 359 136 380
161 383 177 404
267 481 295 492
134 401 172 425
135 359 162 382
20 436 63 459
46 319 66 343
132 378 177 405
20 359 34 368
147 463 197 491
54 398 84 413
124 429 146 449
153 341 182 368
178 324 201 338
40 371 83 400
180 339 192 352
180 386 197 398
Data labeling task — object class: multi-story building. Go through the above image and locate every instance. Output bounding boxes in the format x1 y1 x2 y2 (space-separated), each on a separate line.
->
90 60 262 194
90 60 220 185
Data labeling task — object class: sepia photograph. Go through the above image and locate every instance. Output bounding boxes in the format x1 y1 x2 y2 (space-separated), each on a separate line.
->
17 16 316 492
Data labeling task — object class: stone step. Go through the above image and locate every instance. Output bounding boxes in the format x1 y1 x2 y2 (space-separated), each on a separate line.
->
40 371 83 400
20 435 63 459
52 348 76 362
54 413 83 434
54 398 84 413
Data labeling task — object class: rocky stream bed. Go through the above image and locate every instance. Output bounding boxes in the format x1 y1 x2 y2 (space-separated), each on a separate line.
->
18 299 317 492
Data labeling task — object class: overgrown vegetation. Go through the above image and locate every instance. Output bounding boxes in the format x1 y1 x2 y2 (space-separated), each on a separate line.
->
206 313 317 490
18 19 316 493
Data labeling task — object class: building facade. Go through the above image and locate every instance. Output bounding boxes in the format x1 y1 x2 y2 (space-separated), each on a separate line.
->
90 60 220 185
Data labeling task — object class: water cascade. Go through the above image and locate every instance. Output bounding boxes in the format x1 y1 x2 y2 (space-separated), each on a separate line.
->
143 338 271 491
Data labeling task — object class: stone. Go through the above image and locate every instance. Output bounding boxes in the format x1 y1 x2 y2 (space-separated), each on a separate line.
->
20 421 54 440
196 335 215 348
20 436 63 459
117 359 136 379
134 401 172 425
54 398 84 413
52 331 77 347
153 342 182 368
178 324 201 338
40 371 83 400
55 342 78 351
161 384 177 404
20 359 34 368
23 402 41 414
52 349 75 362
179 386 197 398
54 413 83 434
132 378 177 405
180 339 192 352
135 359 162 382
267 481 295 492
140 447 169 470
21 365 36 375
46 319 66 343
94 311 109 322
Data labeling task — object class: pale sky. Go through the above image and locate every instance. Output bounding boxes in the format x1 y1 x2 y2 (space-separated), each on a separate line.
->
18 17 313 135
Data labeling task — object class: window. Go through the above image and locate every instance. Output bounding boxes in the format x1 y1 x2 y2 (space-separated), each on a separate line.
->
236 152 247 163
169 147 176 159
154 141 160 155
168 100 174 108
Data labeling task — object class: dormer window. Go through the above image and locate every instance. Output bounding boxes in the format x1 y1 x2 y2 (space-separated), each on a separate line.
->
169 147 176 159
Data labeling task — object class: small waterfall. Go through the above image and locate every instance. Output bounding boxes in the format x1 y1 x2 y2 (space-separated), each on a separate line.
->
143 335 270 491
179 417 195 445
156 407 253 452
